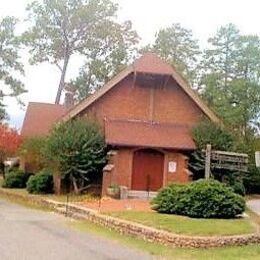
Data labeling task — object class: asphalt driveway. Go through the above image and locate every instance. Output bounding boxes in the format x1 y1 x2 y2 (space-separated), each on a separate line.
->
0 199 152 260
247 199 260 215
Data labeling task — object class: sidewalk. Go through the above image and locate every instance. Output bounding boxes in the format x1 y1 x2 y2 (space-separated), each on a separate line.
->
247 199 260 215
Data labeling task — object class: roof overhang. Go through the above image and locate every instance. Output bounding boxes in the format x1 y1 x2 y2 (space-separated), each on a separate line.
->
105 119 197 150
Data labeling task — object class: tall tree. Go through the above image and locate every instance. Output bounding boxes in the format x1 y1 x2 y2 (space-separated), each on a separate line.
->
23 0 139 104
234 35 260 81
0 17 25 120
144 23 201 83
201 23 239 88
200 25 260 139
70 20 139 101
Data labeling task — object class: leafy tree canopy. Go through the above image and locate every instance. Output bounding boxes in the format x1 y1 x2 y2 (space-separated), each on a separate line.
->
141 23 201 83
19 137 47 173
46 119 106 194
23 0 139 103
201 23 239 87
0 16 26 120
200 24 260 139
192 120 235 151
0 123 22 163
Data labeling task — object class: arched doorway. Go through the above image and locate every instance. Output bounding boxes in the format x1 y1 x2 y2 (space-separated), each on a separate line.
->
132 149 164 191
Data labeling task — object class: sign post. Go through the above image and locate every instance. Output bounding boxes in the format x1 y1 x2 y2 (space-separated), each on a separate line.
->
255 151 260 168
205 144 211 180
204 144 248 179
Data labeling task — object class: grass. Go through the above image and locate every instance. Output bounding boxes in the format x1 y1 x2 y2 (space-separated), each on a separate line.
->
246 208 260 228
41 193 98 203
68 220 260 260
1 187 28 195
106 211 255 236
1 190 259 259
0 185 97 203
0 176 97 203
0 183 259 259
0 185 256 236
0 189 52 211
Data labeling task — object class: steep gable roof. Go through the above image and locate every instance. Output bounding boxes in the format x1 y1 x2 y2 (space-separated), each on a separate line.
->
133 53 174 75
21 102 66 138
62 53 221 124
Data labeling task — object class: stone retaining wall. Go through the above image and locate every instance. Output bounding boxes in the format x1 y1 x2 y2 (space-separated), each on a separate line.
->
62 203 260 248
0 188 260 248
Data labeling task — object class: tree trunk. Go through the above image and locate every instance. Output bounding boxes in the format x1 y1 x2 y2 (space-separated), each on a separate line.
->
72 177 80 195
0 161 5 179
55 55 70 104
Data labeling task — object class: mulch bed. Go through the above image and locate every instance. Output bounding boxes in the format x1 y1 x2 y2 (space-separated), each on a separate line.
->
79 197 153 212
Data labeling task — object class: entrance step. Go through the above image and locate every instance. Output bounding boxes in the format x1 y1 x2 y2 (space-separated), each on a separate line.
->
128 190 158 199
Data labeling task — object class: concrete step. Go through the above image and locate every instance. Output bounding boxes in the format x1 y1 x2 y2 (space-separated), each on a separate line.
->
128 190 157 199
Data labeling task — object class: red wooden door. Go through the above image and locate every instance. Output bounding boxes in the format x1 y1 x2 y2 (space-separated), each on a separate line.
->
132 149 164 191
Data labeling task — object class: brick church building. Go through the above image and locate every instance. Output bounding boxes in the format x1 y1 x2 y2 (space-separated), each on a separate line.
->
21 53 220 196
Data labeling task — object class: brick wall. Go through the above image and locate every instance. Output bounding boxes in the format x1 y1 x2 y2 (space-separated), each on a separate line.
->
102 148 191 195
166 152 191 184
80 73 203 194
81 74 205 127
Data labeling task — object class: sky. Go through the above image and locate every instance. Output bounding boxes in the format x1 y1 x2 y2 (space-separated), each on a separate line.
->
2 0 260 130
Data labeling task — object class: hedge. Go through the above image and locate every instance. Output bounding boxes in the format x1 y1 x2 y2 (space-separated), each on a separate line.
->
2 170 32 188
152 179 245 218
26 170 53 194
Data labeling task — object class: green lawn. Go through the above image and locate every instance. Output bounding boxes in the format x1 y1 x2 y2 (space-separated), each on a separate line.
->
68 220 260 260
0 185 259 259
106 211 255 236
41 193 98 203
0 185 97 203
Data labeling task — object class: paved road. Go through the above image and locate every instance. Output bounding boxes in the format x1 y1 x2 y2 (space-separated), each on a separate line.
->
0 199 153 260
247 199 260 215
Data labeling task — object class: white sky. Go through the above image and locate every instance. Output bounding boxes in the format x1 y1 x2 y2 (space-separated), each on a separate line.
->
2 0 260 129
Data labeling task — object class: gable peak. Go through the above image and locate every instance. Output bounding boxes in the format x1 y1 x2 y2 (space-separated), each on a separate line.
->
133 53 175 75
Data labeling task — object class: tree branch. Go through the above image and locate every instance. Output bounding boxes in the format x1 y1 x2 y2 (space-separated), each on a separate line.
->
54 61 63 72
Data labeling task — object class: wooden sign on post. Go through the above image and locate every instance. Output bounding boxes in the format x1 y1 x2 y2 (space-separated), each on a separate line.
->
204 144 248 179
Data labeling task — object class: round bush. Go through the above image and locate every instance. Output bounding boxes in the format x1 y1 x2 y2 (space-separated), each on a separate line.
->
231 181 246 196
152 179 245 218
151 184 188 215
26 171 53 194
2 170 31 188
243 167 260 194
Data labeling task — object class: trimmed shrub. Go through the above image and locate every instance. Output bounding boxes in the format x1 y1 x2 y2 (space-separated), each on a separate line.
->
151 184 188 215
152 179 245 218
230 180 246 196
2 169 31 188
46 119 106 194
26 170 53 194
243 167 260 194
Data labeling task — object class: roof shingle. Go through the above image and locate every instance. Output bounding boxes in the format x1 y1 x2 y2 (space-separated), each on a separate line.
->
21 102 66 138
133 53 175 75
105 119 196 150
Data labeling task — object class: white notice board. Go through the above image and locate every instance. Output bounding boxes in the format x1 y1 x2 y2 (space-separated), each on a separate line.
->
168 161 177 173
